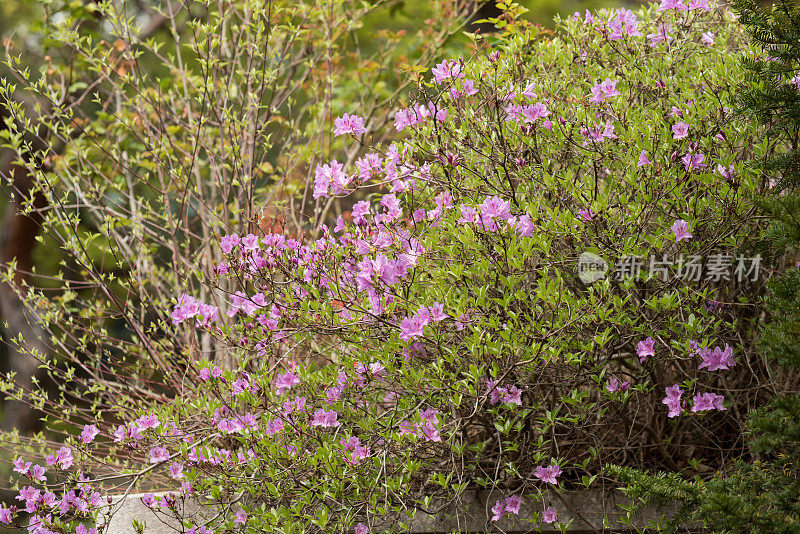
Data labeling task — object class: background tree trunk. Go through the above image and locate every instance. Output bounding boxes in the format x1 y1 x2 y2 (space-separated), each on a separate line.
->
0 102 50 434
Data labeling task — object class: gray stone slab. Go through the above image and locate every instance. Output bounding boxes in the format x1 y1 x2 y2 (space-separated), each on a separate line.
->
104 489 693 533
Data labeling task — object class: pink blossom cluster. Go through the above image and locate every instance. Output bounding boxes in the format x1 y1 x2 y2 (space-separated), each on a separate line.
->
3 456 112 534
696 343 736 371
491 495 523 522
448 79 479 99
394 102 447 132
581 122 617 145
662 384 685 417
589 78 622 103
534 464 563 484
637 337 655 362
606 377 630 393
647 24 673 46
333 113 367 137
313 159 355 199
431 58 464 84
658 0 712 11
486 379 523 406
399 302 447 342
171 294 219 326
113 413 164 445
275 370 301 395
341 436 371 464
398 408 443 442
606 8 642 39
663 384 726 417
504 102 551 123
311 409 340 428
691 392 726 412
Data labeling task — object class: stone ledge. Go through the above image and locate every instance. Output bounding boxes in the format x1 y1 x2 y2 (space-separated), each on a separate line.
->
104 489 696 533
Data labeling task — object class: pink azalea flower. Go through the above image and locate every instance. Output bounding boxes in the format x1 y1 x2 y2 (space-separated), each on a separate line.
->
458 205 477 224
479 195 512 230
265 418 284 436
608 8 641 39
341 436 371 464
578 208 594 223
503 386 523 406
351 201 371 226
542 507 557 524
672 122 689 139
691 392 726 412
428 302 448 321
220 234 241 254
12 457 31 475
140 493 157 508
394 108 418 132
31 465 46 482
662 384 685 418
333 113 367 137
431 59 464 84
505 495 522 514
354 523 369 534
521 103 550 123
658 0 689 11
697 344 736 371
169 463 184 479
637 337 655 362
56 447 73 469
149 446 170 464
234 510 248 525
227 292 262 317
606 377 629 393
76 523 98 534
310 409 340 428
689 0 711 11
534 464 562 484
491 499 505 522
399 315 426 342
462 80 479 96
589 78 621 103
486 379 504 405
522 82 537 100
80 424 100 444
275 371 300 395
137 414 161 430
313 159 348 199
647 24 673 46
504 104 524 122
671 219 693 242
681 152 707 172
420 420 442 442
717 164 735 182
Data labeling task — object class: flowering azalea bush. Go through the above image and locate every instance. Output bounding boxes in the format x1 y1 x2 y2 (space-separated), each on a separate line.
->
0 1 789 533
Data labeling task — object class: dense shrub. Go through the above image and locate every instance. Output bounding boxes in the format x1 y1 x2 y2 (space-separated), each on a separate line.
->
0 1 791 533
